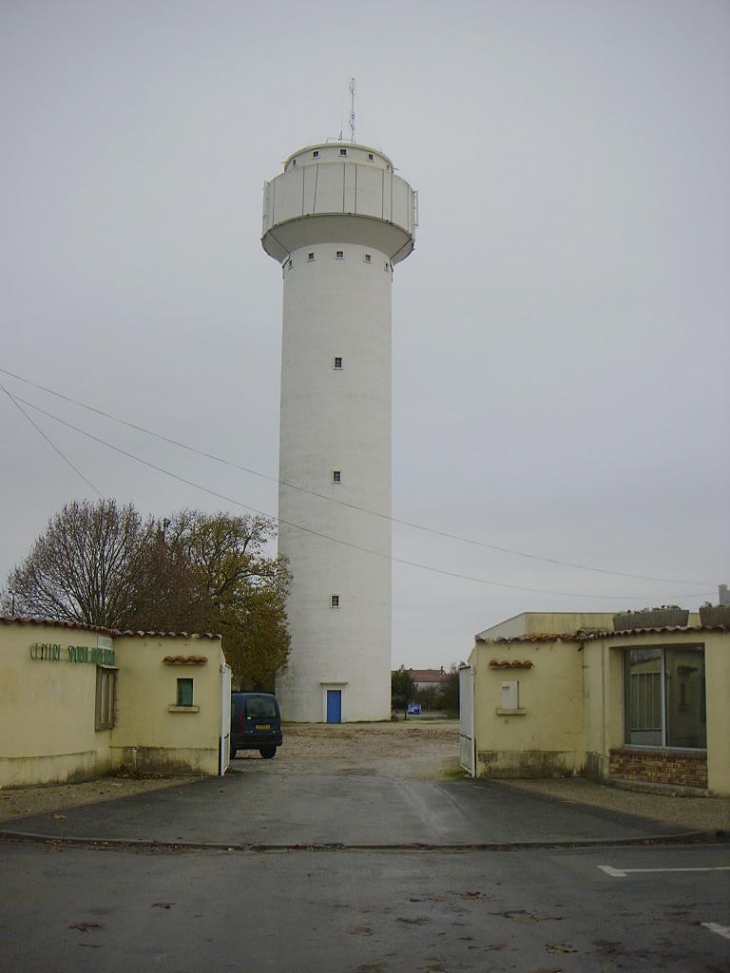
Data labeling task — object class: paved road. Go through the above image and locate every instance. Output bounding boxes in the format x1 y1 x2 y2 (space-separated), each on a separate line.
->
2 755 728 971
2 841 728 972
0 769 708 848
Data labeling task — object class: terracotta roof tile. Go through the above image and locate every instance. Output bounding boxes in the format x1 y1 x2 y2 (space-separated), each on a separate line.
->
400 668 450 682
478 624 728 645
0 616 220 639
116 630 220 639
1 615 117 635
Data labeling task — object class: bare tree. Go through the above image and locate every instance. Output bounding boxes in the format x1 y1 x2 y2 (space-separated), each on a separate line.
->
5 502 291 687
6 499 153 628
125 520 208 633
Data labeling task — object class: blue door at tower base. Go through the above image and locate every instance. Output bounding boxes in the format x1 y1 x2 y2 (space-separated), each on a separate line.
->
326 690 342 723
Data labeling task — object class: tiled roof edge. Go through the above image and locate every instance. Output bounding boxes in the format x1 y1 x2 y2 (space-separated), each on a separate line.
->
582 624 727 640
477 624 728 645
1 616 119 635
1 616 221 639
117 630 221 640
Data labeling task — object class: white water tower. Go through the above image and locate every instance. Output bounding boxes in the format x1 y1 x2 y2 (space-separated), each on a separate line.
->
262 141 417 722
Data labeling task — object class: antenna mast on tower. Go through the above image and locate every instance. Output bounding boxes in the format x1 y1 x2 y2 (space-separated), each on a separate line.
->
349 77 356 143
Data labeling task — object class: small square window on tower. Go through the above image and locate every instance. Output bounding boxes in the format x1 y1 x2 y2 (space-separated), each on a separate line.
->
339 148 347 157
330 595 340 608
307 252 315 261
364 254 371 263
312 150 319 158
335 250 344 260
332 470 341 483
368 153 374 161
333 357 343 369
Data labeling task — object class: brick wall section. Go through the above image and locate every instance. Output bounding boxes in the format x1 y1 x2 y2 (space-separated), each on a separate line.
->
610 748 707 789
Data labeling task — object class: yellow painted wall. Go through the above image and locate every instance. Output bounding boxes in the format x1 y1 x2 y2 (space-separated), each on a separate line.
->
600 629 729 797
581 639 624 780
0 620 226 788
704 630 730 795
470 638 585 777
0 622 113 786
522 613 615 635
111 634 224 776
469 621 730 795
476 612 615 641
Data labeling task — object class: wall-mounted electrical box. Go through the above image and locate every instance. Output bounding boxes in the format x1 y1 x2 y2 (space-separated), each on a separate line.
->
501 681 519 711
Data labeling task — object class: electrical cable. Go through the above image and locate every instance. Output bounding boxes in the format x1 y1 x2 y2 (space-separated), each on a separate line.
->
0 382 102 497
3 389 715 602
0 366 717 588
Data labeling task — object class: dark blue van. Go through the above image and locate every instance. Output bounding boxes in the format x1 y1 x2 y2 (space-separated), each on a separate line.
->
230 692 282 759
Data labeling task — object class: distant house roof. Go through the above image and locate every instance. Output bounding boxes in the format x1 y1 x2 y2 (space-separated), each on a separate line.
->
403 668 450 684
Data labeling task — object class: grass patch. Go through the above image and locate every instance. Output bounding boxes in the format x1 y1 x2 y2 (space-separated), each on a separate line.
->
441 763 468 779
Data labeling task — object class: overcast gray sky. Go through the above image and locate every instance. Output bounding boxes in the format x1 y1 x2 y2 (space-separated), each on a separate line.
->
1 0 728 667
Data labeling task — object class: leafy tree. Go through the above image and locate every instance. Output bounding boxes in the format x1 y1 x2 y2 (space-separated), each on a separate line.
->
414 683 442 711
391 666 414 718
155 510 291 690
441 665 460 716
5 499 153 627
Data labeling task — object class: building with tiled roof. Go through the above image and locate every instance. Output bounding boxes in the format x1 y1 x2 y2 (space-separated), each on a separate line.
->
402 668 451 692
460 610 730 797
0 616 232 788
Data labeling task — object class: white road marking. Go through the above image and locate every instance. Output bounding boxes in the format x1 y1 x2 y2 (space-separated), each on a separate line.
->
598 865 730 878
598 865 629 877
702 922 730 941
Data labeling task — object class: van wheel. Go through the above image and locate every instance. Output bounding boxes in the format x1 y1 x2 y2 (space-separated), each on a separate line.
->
230 749 237 760
260 746 277 759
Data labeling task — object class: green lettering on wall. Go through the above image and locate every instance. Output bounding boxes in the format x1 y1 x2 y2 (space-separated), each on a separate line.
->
29 643 62 661
91 647 116 665
67 645 89 663
29 642 115 664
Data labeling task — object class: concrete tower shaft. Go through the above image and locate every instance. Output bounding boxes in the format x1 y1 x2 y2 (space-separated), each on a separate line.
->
262 142 416 722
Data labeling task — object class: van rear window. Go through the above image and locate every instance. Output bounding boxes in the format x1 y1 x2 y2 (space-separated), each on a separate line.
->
247 698 278 719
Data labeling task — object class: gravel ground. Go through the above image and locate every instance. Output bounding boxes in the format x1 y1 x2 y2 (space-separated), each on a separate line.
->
261 720 462 779
1 720 728 835
0 773 199 823
500 777 730 835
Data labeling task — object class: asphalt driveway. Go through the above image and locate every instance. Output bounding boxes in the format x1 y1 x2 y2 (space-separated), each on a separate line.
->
0 768 700 848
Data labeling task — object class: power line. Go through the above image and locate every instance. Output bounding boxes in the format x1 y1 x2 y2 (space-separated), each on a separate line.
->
0 382 102 496
0 367 716 587
3 388 714 603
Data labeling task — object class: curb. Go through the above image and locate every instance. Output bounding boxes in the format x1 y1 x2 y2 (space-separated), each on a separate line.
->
1 828 726 853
